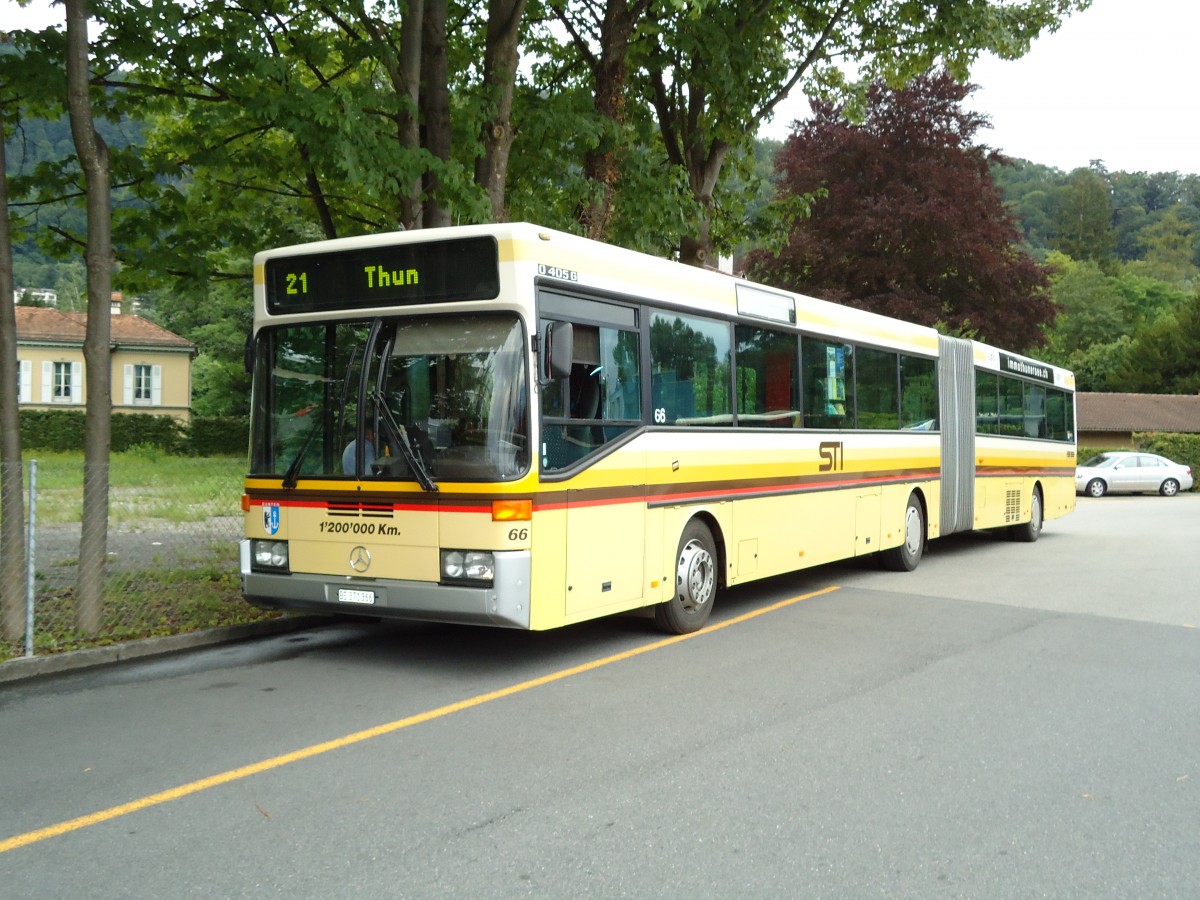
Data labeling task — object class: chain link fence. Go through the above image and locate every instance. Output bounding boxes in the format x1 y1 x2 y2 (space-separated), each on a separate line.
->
1 453 279 663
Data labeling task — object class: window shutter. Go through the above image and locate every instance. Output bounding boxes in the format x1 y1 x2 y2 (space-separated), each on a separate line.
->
41 361 52 402
71 361 82 404
151 365 162 405
123 364 134 405
19 360 32 403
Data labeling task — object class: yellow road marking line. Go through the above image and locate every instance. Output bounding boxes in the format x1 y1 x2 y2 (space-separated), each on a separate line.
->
1 584 839 854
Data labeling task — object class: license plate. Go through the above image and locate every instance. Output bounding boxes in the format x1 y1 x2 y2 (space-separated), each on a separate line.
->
337 588 376 605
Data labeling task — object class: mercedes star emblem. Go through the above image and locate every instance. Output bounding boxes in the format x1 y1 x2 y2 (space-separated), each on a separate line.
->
349 545 372 573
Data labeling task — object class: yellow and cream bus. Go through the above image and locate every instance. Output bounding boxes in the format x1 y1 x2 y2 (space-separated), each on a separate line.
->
240 223 1076 634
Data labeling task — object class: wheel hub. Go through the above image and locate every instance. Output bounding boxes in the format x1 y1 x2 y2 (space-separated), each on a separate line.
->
676 539 714 612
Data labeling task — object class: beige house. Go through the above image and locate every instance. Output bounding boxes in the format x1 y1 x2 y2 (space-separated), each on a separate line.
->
1076 392 1200 450
14 301 196 423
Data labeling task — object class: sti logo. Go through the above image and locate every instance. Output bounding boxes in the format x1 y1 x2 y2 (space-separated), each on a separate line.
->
263 503 281 535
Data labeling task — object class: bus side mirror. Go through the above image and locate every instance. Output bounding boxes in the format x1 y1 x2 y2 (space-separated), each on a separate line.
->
244 331 256 375
542 321 573 382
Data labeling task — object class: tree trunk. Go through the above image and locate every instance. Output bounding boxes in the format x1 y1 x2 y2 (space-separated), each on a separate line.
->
397 0 424 228
300 147 338 239
474 0 526 221
66 0 113 635
577 0 642 241
0 122 27 642
677 137 729 267
421 0 451 228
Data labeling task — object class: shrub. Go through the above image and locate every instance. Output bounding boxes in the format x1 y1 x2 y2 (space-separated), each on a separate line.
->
111 413 185 452
187 417 249 457
20 409 86 451
19 410 248 457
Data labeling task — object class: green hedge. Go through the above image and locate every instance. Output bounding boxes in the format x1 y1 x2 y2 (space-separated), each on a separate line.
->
19 410 248 456
189 417 249 456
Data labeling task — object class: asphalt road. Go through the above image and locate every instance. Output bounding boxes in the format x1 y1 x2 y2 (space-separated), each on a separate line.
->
1 494 1197 898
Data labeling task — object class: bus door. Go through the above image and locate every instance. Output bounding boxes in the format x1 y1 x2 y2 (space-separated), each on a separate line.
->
538 291 646 616
563 472 647 615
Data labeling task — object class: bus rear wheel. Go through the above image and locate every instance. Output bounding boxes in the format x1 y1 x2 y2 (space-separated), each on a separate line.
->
654 520 717 634
1009 486 1043 542
879 494 924 572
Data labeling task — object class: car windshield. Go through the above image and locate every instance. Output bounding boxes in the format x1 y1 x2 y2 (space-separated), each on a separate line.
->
250 313 529 483
1080 454 1120 468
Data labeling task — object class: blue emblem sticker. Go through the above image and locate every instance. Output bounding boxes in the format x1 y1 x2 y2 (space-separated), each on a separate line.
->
263 503 280 535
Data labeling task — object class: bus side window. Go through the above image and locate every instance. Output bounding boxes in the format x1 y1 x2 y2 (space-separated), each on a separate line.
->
649 310 731 426
802 336 853 429
542 322 642 471
734 324 800 428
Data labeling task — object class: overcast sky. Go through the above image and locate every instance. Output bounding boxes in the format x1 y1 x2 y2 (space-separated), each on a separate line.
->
6 0 1196 176
760 0 1197 176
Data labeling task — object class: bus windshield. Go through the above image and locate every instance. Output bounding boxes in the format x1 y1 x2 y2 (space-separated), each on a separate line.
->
251 313 529 483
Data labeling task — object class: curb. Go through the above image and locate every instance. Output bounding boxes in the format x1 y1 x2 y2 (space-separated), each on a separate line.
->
0 615 328 686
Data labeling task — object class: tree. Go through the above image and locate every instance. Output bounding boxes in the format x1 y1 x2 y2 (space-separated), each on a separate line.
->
1111 269 1190 331
1061 335 1131 393
989 158 1061 251
746 71 1053 349
66 0 114 634
1041 253 1125 356
1051 167 1116 266
1113 293 1200 394
550 0 653 240
474 0 529 221
1 97 26 642
1135 206 1197 288
631 0 1090 267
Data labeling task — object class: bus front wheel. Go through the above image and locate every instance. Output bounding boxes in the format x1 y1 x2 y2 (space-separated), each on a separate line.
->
880 494 925 572
654 520 717 634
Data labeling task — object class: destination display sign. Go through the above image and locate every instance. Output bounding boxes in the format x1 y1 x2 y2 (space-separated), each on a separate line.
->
264 236 500 313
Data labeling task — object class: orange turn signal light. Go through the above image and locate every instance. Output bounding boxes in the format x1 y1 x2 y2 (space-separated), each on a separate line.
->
492 499 532 522
241 494 251 512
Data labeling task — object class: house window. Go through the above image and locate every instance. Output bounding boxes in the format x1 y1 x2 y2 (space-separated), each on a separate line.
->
134 364 153 402
123 362 162 406
41 360 80 404
53 361 73 401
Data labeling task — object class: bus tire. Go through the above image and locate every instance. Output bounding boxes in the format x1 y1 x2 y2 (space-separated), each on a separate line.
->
654 520 718 634
1009 486 1043 542
880 494 924 572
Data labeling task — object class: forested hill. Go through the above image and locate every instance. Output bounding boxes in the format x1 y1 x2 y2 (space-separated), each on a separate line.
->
991 159 1200 268
6 108 146 297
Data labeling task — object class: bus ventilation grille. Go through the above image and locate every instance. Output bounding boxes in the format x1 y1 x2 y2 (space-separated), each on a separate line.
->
326 501 395 519
1005 490 1021 524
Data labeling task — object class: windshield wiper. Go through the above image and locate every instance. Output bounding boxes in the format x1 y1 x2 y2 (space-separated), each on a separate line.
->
371 389 439 493
281 416 321 489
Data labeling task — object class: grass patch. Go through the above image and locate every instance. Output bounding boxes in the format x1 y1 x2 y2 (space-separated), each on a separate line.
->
4 451 246 526
0 452 268 664
0 565 280 663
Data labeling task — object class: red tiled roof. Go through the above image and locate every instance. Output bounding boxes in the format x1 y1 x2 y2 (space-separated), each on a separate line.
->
14 306 193 350
1076 392 1200 434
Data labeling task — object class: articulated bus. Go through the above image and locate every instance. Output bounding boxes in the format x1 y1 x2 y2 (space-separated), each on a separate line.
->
241 223 1076 634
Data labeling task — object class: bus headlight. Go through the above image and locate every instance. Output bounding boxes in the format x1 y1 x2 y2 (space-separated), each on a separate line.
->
441 549 494 583
251 539 290 572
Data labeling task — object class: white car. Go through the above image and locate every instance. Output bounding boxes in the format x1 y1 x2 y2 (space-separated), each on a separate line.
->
1075 451 1194 497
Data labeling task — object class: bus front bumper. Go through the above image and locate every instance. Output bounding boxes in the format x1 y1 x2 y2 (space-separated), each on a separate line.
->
239 541 532 629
